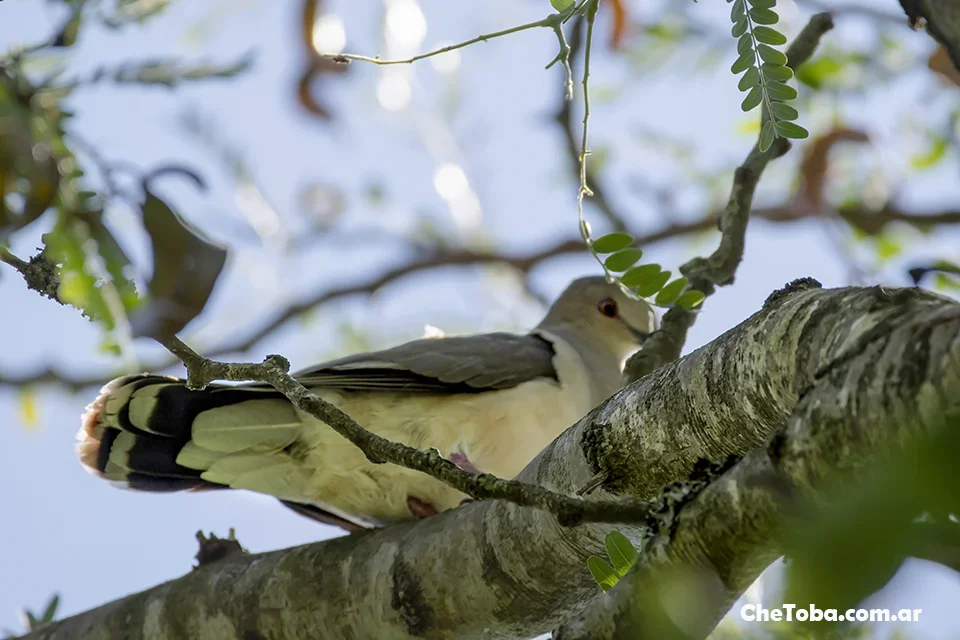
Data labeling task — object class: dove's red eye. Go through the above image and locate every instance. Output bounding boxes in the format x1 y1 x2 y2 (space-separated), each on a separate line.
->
598 298 618 318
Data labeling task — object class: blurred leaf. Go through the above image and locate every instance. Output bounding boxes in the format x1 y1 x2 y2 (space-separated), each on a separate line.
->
551 0 574 12
52 10 83 47
934 272 960 291
587 556 620 591
874 234 902 262
131 178 227 339
605 530 638 576
103 0 172 28
99 53 254 88
43 220 114 326
785 415 960 620
18 387 39 430
928 46 960 87
910 135 948 171
795 55 843 90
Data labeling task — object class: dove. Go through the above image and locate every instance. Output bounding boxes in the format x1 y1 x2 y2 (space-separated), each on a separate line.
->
77 276 655 531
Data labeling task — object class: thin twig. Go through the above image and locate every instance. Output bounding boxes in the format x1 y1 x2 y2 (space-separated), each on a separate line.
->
163 336 652 527
576 0 600 245
555 15 628 233
321 12 567 67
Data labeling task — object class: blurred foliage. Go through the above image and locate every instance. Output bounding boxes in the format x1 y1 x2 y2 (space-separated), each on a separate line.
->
779 413 960 636
1 0 250 349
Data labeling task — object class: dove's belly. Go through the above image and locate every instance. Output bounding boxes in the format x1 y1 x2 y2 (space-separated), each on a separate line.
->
287 373 589 525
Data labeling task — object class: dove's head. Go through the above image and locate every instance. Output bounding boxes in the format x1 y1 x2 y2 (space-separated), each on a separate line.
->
537 276 656 362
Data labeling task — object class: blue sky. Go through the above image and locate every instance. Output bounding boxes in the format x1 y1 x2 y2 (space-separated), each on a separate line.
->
1 0 959 637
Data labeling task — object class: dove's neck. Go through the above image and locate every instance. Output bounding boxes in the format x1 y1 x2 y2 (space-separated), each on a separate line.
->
534 325 628 406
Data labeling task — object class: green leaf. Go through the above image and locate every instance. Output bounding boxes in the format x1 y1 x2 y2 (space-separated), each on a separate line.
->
731 18 748 38
753 26 787 45
770 102 799 121
620 263 662 288
749 7 779 24
738 67 760 91
551 0 575 12
676 290 706 310
761 63 793 81
757 44 787 66
737 34 754 55
760 120 777 152
875 234 902 262
775 121 809 139
132 181 228 340
934 273 960 291
766 81 798 101
795 56 843 89
634 269 671 297
741 86 763 111
39 594 59 624
605 248 644 272
731 52 754 74
910 136 948 170
588 556 620 591
655 277 689 305
730 0 746 20
747 0 776 8
605 531 639 577
591 232 634 254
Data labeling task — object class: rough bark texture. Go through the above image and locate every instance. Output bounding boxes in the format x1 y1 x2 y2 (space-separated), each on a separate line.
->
22 284 960 640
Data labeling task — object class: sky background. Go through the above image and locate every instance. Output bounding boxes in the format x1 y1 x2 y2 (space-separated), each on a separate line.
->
1 0 960 637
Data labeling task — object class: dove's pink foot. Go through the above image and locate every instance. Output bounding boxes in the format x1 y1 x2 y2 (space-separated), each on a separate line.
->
406 452 482 518
450 451 482 475
407 496 439 519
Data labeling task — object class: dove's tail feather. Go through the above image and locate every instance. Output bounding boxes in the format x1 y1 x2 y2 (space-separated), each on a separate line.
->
77 374 300 493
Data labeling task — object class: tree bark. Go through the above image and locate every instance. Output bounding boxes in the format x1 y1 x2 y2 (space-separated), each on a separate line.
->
22 283 960 640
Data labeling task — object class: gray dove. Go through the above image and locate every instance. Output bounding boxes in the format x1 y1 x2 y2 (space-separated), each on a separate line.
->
77 276 655 531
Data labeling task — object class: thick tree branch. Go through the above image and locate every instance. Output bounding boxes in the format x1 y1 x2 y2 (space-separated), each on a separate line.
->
21 283 960 640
